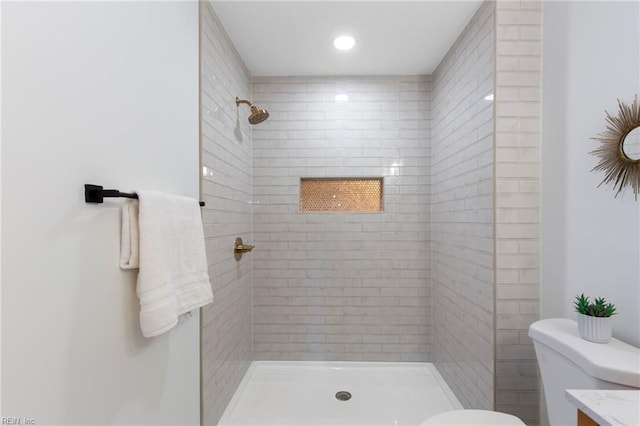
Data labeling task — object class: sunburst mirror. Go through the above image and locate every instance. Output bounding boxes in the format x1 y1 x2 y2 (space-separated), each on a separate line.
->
591 95 640 199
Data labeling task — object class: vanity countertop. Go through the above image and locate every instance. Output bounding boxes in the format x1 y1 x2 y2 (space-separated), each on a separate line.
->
566 390 640 426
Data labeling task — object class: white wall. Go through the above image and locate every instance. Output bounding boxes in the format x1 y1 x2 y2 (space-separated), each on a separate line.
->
1 2 200 424
0 0 4 415
542 1 640 347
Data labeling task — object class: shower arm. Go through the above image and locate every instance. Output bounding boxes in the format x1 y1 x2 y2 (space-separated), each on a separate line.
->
236 97 253 107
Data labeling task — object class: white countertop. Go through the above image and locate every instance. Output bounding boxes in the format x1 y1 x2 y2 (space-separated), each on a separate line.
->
566 390 640 426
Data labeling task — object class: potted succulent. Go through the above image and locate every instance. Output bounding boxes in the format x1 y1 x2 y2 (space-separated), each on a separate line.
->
574 294 617 343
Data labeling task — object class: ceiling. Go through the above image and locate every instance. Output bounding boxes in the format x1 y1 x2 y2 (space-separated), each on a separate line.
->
211 1 483 77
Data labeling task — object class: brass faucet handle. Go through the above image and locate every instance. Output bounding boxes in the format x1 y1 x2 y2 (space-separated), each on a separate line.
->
235 243 255 252
233 237 255 260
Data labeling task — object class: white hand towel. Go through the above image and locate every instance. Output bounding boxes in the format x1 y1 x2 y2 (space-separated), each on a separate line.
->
127 191 213 337
120 200 140 269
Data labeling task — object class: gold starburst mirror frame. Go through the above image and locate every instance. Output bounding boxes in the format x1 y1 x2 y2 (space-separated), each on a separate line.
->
591 95 640 199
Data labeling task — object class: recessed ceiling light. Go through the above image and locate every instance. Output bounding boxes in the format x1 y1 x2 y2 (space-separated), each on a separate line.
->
335 93 349 102
484 93 494 101
333 35 355 51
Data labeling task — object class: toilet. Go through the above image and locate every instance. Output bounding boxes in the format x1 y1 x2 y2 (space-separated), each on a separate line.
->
529 318 640 425
421 409 525 425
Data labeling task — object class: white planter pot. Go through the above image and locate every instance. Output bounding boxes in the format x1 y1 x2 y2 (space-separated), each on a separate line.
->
577 313 612 343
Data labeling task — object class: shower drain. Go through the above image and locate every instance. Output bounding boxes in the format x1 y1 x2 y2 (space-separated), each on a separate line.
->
335 391 352 401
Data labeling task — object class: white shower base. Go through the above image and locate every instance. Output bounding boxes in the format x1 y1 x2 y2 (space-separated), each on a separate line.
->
218 361 463 426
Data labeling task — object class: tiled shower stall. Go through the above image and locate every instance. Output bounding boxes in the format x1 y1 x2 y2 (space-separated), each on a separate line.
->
200 1 542 425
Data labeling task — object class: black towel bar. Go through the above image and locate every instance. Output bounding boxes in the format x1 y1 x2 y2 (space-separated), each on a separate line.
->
84 184 205 207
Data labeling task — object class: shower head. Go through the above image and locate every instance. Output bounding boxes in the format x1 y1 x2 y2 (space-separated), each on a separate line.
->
236 97 270 125
247 105 270 125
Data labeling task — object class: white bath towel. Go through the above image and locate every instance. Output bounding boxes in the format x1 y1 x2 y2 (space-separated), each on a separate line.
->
121 191 213 337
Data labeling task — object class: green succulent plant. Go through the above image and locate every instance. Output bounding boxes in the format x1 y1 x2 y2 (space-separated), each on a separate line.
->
574 294 617 317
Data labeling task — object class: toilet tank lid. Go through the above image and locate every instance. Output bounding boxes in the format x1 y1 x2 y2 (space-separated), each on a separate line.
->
529 318 640 388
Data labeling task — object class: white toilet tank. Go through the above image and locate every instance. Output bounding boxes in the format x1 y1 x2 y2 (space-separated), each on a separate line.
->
529 319 640 426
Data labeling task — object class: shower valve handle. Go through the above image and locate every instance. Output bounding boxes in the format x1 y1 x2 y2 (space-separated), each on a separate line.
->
234 237 255 260
235 243 255 252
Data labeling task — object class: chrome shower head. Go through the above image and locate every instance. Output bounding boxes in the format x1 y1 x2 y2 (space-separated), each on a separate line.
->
236 97 270 125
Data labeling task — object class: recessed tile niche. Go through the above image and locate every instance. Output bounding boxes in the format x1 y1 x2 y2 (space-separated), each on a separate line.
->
299 177 383 213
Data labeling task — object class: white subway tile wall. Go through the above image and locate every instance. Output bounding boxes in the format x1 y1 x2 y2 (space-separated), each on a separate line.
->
251 75 432 362
431 1 495 410
495 1 542 424
200 3 253 424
